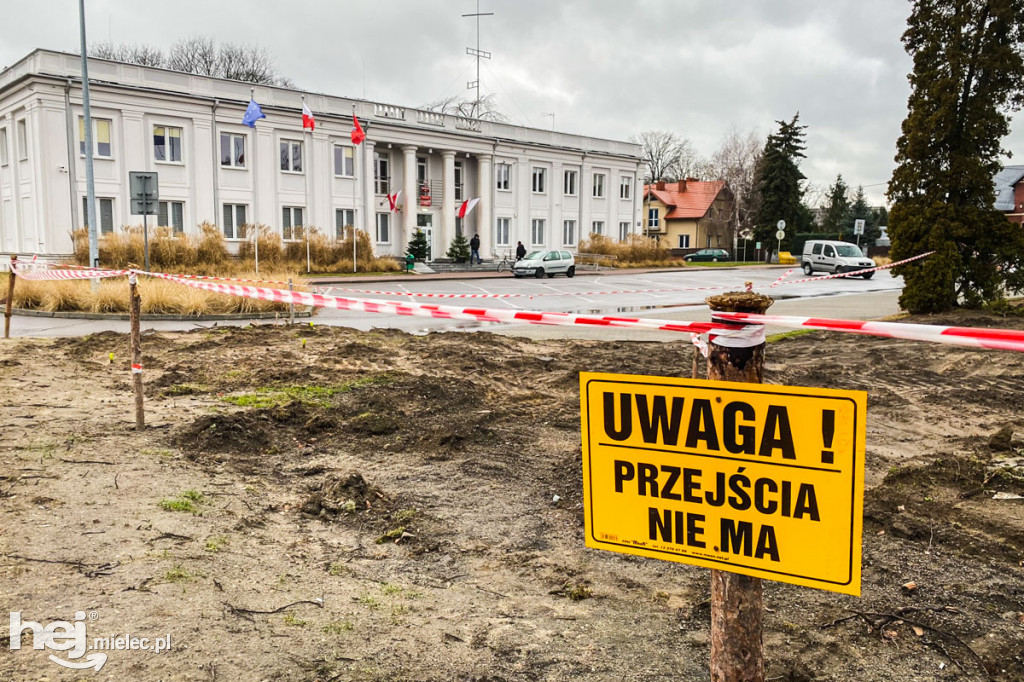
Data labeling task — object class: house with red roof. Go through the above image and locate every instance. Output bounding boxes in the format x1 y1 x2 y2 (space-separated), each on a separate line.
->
643 179 734 253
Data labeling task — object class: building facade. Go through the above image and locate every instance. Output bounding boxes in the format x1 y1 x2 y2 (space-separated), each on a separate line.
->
643 179 733 252
0 49 644 261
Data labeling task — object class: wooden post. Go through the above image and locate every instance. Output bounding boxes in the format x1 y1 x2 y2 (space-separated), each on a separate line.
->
705 290 774 682
129 272 144 431
4 255 16 339
288 278 295 325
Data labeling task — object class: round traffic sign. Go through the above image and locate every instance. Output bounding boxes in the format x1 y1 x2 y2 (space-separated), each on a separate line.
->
775 229 785 240
777 220 786 229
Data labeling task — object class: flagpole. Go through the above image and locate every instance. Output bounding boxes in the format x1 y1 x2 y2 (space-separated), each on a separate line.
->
352 103 358 273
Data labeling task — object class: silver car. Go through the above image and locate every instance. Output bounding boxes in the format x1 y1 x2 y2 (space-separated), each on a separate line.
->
513 250 577 278
801 240 875 279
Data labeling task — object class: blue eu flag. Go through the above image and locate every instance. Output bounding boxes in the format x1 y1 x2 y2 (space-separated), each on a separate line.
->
242 99 266 128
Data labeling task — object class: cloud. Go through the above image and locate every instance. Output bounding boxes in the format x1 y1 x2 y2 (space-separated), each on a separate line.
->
2 0 1022 207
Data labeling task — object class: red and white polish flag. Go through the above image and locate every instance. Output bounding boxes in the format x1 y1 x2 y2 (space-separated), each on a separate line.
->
458 198 480 219
302 102 315 131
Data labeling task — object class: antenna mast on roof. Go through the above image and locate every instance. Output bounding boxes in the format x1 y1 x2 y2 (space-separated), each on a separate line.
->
462 0 493 119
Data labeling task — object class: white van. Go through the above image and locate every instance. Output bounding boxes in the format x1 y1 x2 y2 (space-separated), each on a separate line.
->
801 240 876 279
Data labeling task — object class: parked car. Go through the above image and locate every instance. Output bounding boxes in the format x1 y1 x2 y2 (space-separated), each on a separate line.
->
801 240 875 278
684 248 731 262
513 250 576 278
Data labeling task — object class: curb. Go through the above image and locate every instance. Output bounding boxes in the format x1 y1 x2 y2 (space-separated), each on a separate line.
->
10 308 313 321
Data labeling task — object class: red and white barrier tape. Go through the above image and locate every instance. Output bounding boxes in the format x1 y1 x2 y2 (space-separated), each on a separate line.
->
133 268 303 288
156 273 743 337
770 251 934 287
716 312 1024 353
12 262 128 280
151 269 1024 353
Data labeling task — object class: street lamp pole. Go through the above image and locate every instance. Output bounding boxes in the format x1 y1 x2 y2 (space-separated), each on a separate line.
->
79 0 98 268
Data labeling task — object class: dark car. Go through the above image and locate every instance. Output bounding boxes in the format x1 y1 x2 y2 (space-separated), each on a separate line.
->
684 248 730 262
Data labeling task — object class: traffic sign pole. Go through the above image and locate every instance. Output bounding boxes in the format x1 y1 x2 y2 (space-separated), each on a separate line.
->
705 290 774 682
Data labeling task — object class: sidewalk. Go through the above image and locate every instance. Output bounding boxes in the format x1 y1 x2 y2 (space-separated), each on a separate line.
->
305 263 790 285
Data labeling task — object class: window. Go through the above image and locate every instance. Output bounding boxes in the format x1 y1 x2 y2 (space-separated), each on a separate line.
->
335 209 355 240
333 145 354 177
619 176 632 200
17 120 28 160
0 127 7 165
376 212 391 243
496 217 510 247
592 221 604 236
531 218 545 245
495 163 510 191
562 219 576 246
282 206 304 241
222 203 247 240
82 197 115 234
593 173 605 198
280 140 303 173
678 234 690 248
78 118 111 158
564 170 577 196
374 152 390 195
153 126 182 163
619 221 630 241
158 201 185 233
532 167 546 194
220 133 245 168
454 161 464 202
648 208 659 228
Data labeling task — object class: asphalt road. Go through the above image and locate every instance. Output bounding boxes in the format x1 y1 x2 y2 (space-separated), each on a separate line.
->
5 266 905 340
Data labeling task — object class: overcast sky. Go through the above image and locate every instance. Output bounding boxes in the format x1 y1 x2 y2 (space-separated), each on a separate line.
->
3 0 1022 206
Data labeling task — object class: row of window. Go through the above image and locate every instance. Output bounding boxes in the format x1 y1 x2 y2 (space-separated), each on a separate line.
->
524 166 631 199
0 120 29 165
67 120 637 199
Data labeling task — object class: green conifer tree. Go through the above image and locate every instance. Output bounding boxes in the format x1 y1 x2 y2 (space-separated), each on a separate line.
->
820 175 851 238
446 233 470 263
754 114 808 251
847 186 881 245
888 0 1024 312
407 229 429 261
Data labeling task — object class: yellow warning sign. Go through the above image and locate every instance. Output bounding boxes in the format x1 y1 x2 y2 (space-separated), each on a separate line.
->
580 372 866 595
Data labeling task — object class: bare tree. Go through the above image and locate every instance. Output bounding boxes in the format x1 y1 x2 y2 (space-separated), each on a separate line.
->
166 36 218 76
423 93 507 122
89 36 292 86
632 130 682 182
707 128 764 245
89 41 165 67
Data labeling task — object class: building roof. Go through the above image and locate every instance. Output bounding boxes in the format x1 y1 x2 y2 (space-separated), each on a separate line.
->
644 180 728 220
994 165 1024 212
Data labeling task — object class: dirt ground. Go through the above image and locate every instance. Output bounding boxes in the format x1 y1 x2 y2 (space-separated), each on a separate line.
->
1 311 1023 681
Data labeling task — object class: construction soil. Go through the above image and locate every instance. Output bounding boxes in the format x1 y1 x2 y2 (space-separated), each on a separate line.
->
1 311 1023 681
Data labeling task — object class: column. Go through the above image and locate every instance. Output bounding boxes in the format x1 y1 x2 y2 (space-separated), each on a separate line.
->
402 145 417 254
363 140 376 245
441 149 455 251
476 154 492 258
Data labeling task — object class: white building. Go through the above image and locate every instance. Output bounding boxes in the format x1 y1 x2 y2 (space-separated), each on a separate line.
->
0 49 644 262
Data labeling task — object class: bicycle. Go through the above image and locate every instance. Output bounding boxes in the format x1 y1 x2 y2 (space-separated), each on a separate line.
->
495 251 516 273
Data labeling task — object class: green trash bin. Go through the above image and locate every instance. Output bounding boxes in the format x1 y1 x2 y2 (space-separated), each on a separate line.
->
406 254 415 272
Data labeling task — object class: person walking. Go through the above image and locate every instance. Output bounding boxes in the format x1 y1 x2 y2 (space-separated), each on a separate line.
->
515 241 527 261
469 233 481 265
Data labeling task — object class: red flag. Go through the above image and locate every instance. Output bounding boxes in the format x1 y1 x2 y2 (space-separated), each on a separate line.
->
387 190 403 212
302 102 315 131
458 198 480 219
351 115 365 145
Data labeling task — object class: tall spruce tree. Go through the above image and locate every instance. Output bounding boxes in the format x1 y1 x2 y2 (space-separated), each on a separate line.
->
754 114 808 250
847 186 881 244
820 175 851 237
888 0 1024 312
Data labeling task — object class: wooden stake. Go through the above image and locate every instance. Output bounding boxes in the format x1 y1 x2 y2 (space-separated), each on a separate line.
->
4 255 16 339
129 272 144 431
705 290 774 682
